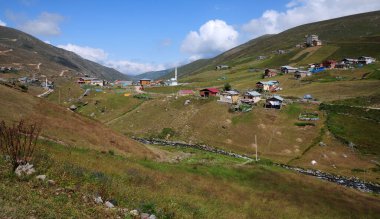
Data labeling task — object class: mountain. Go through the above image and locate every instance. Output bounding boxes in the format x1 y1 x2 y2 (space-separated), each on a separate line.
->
131 69 172 81
163 11 380 79
0 26 129 81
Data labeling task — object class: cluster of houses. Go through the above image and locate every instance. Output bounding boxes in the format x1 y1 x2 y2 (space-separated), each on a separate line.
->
77 76 106 86
0 66 21 73
178 81 285 110
262 55 376 80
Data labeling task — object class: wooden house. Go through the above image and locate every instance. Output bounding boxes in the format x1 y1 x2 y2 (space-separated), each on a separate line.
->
265 95 284 109
256 81 280 92
294 70 310 79
200 88 219 97
139 78 152 86
241 91 261 104
323 60 337 68
219 90 240 104
264 69 277 78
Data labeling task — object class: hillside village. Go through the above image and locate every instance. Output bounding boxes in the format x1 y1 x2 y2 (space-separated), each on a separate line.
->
1 9 380 219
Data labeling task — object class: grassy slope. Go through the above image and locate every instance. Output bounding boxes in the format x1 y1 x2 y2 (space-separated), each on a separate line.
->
1 140 379 218
0 84 153 157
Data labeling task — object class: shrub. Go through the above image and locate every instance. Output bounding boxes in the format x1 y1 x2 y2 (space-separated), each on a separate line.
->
133 93 151 100
294 122 315 127
223 83 231 91
0 120 41 171
158 128 176 139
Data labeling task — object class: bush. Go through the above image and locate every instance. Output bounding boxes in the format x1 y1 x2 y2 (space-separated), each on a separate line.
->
0 120 41 171
294 122 316 127
133 93 151 100
223 83 231 91
158 128 176 139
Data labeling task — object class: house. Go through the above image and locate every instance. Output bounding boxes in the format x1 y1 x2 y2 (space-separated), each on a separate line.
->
342 58 358 65
241 91 261 104
219 90 240 104
215 65 230 70
256 81 280 92
77 77 100 85
310 67 325 73
139 78 152 86
264 69 277 78
90 79 104 86
200 88 219 97
178 90 195 96
323 60 337 68
276 50 286 54
294 70 310 79
281 66 298 73
358 56 376 64
306 35 322 47
257 56 267 60
265 95 284 109
303 94 313 100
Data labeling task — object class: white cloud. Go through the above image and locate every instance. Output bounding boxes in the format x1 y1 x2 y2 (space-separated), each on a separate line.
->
0 20 6 26
105 60 166 75
181 19 239 59
57 43 109 62
18 12 63 36
242 0 380 38
57 43 166 75
44 40 51 45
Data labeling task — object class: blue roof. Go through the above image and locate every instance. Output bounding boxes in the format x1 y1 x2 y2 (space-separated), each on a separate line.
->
246 91 261 96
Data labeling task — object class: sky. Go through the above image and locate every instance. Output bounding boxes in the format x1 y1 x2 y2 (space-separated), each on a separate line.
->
0 0 379 75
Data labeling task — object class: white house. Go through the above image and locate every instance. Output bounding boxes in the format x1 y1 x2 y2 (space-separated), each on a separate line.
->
358 56 376 64
219 90 240 104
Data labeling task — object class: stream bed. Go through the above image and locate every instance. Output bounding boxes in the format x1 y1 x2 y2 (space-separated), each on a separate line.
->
133 137 380 194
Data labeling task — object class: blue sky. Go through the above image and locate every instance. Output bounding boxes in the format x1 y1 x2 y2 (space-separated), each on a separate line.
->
0 0 379 75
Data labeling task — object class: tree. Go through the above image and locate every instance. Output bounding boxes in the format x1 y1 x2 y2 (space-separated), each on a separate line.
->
0 120 41 171
224 83 231 91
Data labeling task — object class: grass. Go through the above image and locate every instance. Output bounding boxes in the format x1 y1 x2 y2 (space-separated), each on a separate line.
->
327 113 380 156
1 139 380 218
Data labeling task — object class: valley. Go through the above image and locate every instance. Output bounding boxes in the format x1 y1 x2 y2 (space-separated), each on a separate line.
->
1 10 380 219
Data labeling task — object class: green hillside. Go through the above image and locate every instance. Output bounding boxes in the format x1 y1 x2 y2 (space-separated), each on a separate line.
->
166 11 380 80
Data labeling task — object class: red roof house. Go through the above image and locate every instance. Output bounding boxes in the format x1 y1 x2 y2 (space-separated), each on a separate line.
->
199 88 219 97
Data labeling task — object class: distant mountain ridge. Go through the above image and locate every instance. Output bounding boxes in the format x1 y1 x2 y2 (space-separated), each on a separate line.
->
0 26 129 81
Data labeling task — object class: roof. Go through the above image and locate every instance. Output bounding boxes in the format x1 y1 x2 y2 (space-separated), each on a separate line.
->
223 90 239 95
245 91 261 96
140 78 152 81
267 95 284 101
178 90 194 94
281 66 298 70
304 94 313 99
200 88 219 93
257 80 279 85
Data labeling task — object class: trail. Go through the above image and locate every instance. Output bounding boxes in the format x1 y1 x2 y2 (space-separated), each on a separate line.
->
59 69 68 76
134 137 380 194
0 49 13 55
105 101 146 125
37 88 53 98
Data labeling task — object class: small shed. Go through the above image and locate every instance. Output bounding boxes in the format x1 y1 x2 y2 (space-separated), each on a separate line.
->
200 88 219 97
219 90 240 104
264 69 277 78
294 70 310 79
303 94 313 100
265 95 284 109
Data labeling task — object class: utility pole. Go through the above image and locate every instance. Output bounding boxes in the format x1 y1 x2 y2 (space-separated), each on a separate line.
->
255 135 258 161
252 135 258 161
